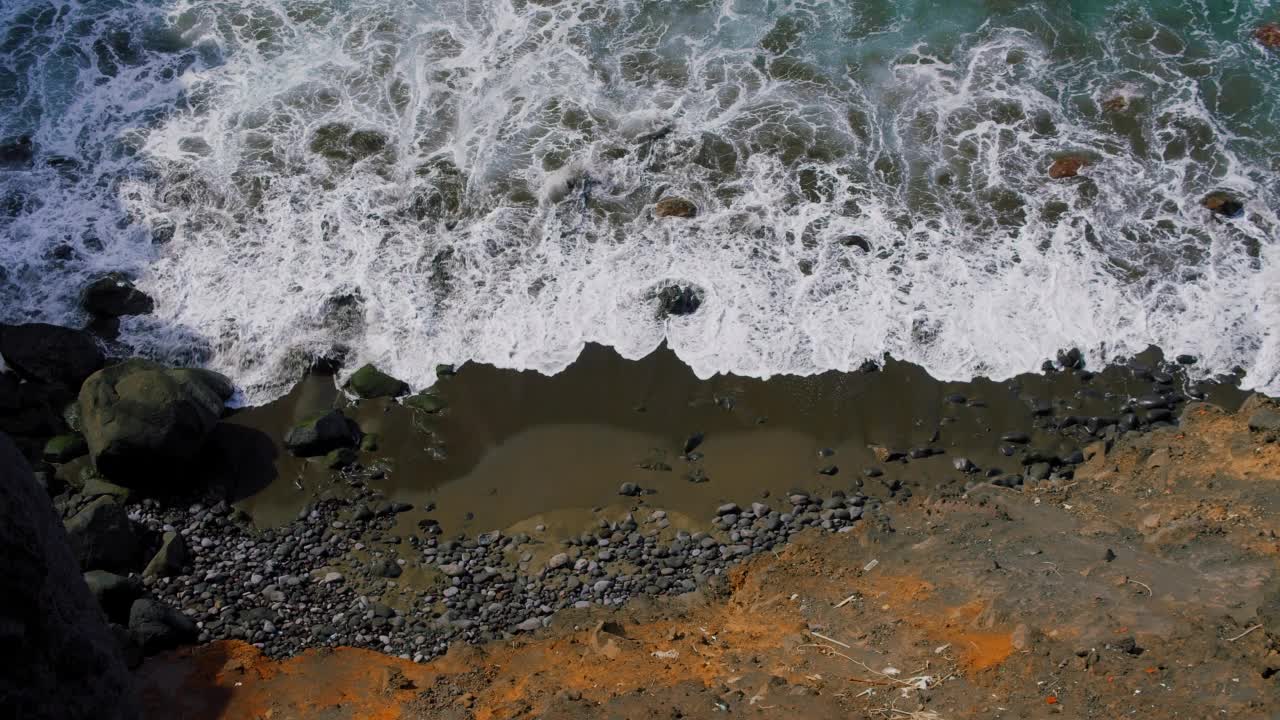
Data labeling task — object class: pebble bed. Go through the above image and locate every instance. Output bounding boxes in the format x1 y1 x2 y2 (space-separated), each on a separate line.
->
137 482 888 662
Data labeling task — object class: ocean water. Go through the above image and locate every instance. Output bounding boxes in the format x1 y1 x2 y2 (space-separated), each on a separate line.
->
1 0 1277 403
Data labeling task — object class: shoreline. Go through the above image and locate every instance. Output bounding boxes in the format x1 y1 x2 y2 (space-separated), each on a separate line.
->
6 329 1257 667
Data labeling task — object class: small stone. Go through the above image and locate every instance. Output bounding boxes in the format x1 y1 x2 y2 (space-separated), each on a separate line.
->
618 482 641 497
547 553 570 570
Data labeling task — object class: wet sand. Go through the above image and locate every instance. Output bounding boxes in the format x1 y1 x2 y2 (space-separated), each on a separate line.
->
217 343 1246 536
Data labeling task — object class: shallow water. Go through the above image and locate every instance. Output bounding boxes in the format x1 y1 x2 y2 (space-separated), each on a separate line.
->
217 344 1246 534
1 0 1279 400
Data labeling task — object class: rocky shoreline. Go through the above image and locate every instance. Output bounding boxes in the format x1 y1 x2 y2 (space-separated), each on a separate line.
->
133 479 888 663
2 317 1272 672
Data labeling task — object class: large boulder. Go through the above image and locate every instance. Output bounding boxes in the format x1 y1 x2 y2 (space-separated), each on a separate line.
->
63 496 141 572
78 359 234 481
127 598 197 654
0 433 139 719
0 323 104 387
81 273 155 317
345 363 410 399
283 409 361 457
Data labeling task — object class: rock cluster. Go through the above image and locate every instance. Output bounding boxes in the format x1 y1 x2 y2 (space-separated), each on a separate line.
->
132 482 883 663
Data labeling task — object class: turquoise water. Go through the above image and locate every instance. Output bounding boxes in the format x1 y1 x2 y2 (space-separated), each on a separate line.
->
0 0 1277 400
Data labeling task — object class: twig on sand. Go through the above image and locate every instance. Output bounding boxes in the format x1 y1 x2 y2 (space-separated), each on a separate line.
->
1225 625 1263 642
834 593 859 609
799 644 938 690
1127 579 1152 596
811 631 850 649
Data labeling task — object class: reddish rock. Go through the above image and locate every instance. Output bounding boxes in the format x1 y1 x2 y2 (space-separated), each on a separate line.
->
1048 156 1086 179
1101 95 1127 112
654 196 697 218
1256 23 1280 49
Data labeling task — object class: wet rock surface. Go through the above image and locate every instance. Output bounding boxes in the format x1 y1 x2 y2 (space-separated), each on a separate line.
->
82 273 155 318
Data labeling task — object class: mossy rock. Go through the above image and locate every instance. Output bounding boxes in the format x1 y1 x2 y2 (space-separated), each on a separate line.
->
345 364 409 399
360 432 380 452
324 447 357 469
283 409 361 457
44 433 88 463
78 359 234 482
82 476 133 503
403 392 447 414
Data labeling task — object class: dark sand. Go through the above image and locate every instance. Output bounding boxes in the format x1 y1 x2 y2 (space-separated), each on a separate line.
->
214 344 1246 536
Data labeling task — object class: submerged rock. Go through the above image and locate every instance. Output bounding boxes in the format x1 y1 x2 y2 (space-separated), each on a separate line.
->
78 360 234 481
654 196 697 218
0 135 33 168
82 273 155 317
0 323 104 388
656 284 703 317
283 409 361 457
346 364 410 399
403 391 447 413
1048 155 1086 179
1256 23 1280 49
1203 192 1244 218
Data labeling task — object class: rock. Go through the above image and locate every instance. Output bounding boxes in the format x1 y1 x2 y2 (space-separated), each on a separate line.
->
0 134 33 168
63 496 141 572
1000 431 1030 444
515 617 543 632
43 433 88 463
1248 408 1280 433
654 196 697 218
324 447 358 469
0 433 139 718
143 531 189 578
1057 347 1085 370
81 273 155 317
84 571 144 623
953 457 977 473
78 360 234 480
0 323 104 387
817 464 838 475
1048 156 1086 179
403 392 447 413
547 553 570 570
345 364 409 399
618 482 641 496
1101 95 1127 112
370 557 402 578
283 409 361 457
81 476 133 502
839 235 872 252
128 598 197 654
1202 192 1244 218
657 285 703 317
1256 23 1280 49
683 432 705 454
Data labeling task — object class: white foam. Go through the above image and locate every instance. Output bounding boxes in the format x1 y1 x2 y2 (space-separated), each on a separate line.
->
1 0 1278 402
